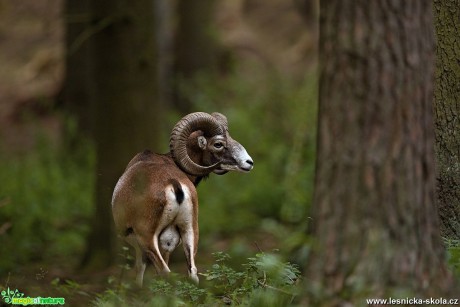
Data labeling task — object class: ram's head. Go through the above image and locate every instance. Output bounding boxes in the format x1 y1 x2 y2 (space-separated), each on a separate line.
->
170 112 254 176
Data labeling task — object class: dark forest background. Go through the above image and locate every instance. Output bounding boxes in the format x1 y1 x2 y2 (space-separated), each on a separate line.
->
0 0 458 305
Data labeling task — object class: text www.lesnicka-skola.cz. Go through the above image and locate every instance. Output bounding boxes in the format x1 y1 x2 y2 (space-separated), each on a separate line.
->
366 297 459 305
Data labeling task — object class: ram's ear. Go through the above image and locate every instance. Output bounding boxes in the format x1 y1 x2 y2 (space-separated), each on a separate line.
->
197 136 207 150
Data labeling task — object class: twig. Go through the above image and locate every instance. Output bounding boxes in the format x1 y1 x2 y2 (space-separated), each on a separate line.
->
257 280 294 296
69 14 125 55
4 272 11 289
253 241 263 253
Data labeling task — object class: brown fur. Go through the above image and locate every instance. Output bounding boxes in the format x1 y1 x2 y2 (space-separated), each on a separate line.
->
112 146 201 283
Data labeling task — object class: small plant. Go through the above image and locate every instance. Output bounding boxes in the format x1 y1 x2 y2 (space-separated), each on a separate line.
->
245 252 300 287
174 280 208 303
201 251 246 300
201 251 301 305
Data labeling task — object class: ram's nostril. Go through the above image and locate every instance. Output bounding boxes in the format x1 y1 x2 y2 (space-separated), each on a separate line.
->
246 160 254 166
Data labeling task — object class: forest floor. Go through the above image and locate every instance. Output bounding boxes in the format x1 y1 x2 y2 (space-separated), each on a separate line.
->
3 230 280 305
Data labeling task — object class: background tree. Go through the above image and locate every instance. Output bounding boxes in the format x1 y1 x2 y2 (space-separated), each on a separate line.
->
61 0 94 138
155 0 174 109
80 0 160 269
173 0 219 113
307 1 454 303
433 0 460 240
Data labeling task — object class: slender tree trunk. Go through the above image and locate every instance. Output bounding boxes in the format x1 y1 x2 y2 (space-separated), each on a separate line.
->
81 0 159 270
155 0 174 109
173 0 218 113
433 0 460 240
307 1 454 303
62 0 94 137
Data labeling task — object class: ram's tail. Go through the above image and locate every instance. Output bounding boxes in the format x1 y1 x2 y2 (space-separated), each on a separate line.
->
168 179 184 204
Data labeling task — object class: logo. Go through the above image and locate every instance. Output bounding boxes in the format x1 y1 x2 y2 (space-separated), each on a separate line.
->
1 288 65 306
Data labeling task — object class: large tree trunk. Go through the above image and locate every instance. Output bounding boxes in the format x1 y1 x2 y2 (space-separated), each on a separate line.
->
433 0 460 240
81 0 159 270
307 1 454 303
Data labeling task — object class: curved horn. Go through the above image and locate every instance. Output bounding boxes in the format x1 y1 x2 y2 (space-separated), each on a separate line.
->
211 112 228 130
170 112 224 176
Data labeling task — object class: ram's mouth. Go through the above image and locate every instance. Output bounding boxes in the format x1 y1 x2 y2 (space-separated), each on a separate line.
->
239 166 252 172
216 164 252 174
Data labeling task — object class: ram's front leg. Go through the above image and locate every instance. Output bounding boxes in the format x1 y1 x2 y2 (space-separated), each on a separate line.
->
125 234 147 287
138 232 171 276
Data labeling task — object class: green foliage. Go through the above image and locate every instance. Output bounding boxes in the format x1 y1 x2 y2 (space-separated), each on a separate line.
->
0 135 94 274
91 251 301 306
175 71 318 236
201 251 247 302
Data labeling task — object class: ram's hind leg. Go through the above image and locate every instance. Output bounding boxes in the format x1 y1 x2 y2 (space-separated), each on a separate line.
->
125 234 146 286
178 226 199 283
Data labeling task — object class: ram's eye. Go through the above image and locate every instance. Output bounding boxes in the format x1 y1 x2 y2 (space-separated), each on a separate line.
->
214 142 224 149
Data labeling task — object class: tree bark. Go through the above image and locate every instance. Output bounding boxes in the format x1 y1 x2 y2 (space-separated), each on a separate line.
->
81 0 159 270
155 0 174 109
307 1 454 303
433 0 460 240
62 0 94 137
173 0 218 113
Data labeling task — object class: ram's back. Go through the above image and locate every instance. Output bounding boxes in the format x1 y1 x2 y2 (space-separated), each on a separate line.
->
111 151 196 237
